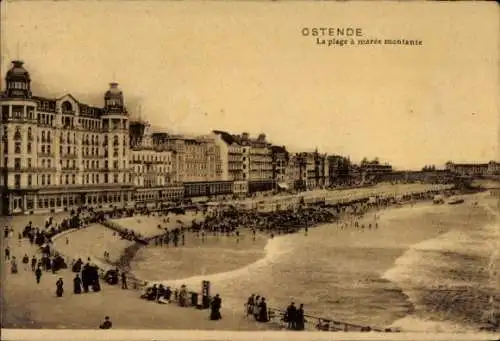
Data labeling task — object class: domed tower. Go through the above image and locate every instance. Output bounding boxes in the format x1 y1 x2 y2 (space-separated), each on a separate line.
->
1 60 38 214
101 82 131 200
4 60 32 99
104 82 127 114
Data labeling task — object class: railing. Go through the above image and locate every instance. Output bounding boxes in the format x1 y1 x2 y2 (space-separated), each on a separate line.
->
265 307 395 332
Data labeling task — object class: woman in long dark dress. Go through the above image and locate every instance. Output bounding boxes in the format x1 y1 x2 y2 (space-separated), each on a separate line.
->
56 278 64 297
258 297 268 322
210 294 222 320
73 274 82 294
296 304 305 330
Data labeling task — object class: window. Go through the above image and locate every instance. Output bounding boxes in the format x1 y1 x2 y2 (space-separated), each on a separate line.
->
3 141 7 154
47 160 51 168
28 174 32 186
27 142 32 153
14 158 21 170
41 174 46 185
72 174 75 184
47 145 51 154
47 175 51 185
114 174 118 183
15 174 21 188
104 174 109 183
65 174 69 184
27 158 32 168
14 142 21 154
113 161 118 169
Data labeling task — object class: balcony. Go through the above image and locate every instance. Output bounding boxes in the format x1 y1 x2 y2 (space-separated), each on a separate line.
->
38 152 54 158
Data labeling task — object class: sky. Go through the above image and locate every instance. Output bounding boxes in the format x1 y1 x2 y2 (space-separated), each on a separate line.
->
1 1 498 170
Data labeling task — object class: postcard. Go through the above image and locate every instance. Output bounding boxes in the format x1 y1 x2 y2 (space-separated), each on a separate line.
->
0 1 498 341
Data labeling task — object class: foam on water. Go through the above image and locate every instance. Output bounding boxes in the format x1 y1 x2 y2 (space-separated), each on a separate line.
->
151 233 292 290
383 195 500 332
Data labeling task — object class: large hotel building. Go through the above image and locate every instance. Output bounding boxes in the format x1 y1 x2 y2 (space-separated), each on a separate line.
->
1 60 134 215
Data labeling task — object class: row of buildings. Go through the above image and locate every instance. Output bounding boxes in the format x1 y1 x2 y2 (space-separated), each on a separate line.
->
445 161 500 177
0 60 431 215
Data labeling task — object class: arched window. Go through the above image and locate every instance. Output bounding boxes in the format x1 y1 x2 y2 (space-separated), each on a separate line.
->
14 126 22 140
62 101 73 113
41 131 46 143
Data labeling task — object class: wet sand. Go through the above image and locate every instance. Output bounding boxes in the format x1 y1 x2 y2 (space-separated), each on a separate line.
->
131 229 268 281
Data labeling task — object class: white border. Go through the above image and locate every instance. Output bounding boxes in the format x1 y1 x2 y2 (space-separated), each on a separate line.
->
1 330 499 341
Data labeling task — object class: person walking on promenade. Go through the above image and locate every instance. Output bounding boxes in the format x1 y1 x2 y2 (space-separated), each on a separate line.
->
296 304 305 330
35 266 42 284
286 302 297 330
10 256 18 274
253 295 261 320
99 316 112 329
31 256 37 272
73 274 82 294
22 254 29 271
121 271 128 289
5 246 10 261
246 294 255 317
210 294 222 321
56 277 64 297
258 297 269 322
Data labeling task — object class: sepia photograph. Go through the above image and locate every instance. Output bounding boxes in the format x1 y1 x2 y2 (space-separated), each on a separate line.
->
0 1 499 340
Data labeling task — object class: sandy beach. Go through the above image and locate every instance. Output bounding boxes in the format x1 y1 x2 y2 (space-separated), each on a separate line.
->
0 213 271 330
2 186 496 332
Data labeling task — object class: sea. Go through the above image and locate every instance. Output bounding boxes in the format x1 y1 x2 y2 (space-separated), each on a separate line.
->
130 192 499 332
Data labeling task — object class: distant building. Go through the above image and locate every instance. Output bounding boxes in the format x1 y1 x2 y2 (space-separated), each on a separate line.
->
445 161 490 177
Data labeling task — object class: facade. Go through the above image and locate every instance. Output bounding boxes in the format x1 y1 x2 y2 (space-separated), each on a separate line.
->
327 155 353 185
242 133 274 193
213 130 248 196
445 161 491 177
286 153 307 190
129 121 183 208
359 162 393 175
1 60 134 215
271 145 289 190
162 134 230 200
